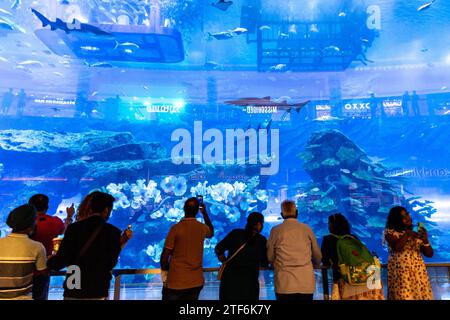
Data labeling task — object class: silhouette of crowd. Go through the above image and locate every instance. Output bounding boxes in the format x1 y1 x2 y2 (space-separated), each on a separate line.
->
0 192 435 300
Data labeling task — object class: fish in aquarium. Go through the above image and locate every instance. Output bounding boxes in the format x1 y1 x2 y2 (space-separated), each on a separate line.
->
417 0 436 12
31 8 111 35
211 0 233 12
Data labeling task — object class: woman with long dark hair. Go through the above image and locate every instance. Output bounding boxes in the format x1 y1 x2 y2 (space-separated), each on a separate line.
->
214 212 268 300
384 206 433 300
321 213 384 300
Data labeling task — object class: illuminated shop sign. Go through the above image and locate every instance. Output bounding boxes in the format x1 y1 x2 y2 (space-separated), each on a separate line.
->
145 100 185 114
315 104 332 118
246 106 278 114
34 98 76 105
342 100 371 118
382 99 402 117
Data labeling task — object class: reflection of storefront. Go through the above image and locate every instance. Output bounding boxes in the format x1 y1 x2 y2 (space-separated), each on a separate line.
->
342 100 371 119
429 93 450 116
30 97 76 118
382 98 402 117
315 103 332 119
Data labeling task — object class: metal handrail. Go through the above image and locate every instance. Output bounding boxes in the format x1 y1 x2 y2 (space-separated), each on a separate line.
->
49 263 450 300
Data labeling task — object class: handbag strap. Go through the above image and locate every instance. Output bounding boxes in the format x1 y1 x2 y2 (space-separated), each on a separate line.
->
76 222 104 263
224 242 247 264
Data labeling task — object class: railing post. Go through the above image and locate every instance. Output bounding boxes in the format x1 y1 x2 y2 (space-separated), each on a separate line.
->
321 268 330 301
113 274 121 300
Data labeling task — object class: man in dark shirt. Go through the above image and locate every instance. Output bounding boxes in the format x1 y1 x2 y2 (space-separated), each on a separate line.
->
47 192 122 300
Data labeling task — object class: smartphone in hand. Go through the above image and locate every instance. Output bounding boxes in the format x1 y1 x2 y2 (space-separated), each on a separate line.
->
418 222 425 232
197 195 203 206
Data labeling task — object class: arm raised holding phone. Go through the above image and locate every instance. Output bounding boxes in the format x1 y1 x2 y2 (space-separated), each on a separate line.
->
120 224 133 249
199 201 214 238
418 223 433 258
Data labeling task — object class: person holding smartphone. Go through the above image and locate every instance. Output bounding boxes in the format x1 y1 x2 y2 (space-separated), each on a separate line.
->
160 197 214 300
384 206 434 300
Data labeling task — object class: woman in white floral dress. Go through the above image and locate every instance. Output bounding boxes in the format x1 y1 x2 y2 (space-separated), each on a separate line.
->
384 206 434 300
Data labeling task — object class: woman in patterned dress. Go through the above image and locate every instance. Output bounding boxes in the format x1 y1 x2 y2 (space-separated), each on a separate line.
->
384 206 434 300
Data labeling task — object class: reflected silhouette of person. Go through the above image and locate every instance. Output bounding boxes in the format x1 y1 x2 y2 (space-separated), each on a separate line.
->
411 91 420 117
401 91 410 117
17 89 26 117
2 88 14 115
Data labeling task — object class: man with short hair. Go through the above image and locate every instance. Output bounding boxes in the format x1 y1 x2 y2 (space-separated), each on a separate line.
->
47 192 127 300
267 200 322 300
0 204 47 300
28 193 73 300
160 197 214 300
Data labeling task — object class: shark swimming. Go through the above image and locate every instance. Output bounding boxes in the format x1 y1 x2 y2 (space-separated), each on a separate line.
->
31 8 111 36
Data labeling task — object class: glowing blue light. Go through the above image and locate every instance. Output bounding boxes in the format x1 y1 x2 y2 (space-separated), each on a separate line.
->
80 46 100 52
174 99 185 109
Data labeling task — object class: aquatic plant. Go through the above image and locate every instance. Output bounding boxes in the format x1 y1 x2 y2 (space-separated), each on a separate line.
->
145 242 164 263
102 174 269 268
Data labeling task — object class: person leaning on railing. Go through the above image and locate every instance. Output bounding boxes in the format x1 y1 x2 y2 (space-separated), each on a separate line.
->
214 212 269 300
267 200 322 301
0 205 47 300
28 194 75 301
321 213 384 300
72 191 133 249
47 192 132 300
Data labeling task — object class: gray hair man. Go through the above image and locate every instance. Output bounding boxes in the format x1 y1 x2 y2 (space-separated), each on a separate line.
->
267 200 322 300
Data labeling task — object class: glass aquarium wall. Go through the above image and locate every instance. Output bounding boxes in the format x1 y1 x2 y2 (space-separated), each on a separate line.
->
1 0 449 269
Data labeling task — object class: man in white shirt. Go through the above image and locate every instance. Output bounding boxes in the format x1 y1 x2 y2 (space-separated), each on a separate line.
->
267 200 322 300
0 204 47 300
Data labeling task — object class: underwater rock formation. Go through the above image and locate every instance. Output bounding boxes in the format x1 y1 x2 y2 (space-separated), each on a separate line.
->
297 129 445 259
0 129 136 174
0 129 163 218
0 128 267 268
0 129 133 154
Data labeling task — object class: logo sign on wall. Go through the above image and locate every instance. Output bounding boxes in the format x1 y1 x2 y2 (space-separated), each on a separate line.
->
342 100 371 118
315 104 332 118
33 98 76 106
382 99 403 117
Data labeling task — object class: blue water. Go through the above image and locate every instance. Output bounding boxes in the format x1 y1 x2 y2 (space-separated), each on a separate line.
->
1 0 450 269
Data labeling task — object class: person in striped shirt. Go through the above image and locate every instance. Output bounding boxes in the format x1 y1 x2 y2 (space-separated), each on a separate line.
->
0 204 47 299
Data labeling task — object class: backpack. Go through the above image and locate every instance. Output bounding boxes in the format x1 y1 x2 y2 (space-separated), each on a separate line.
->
332 234 380 286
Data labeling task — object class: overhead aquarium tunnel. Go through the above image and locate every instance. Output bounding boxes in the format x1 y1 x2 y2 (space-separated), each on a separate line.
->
0 0 450 273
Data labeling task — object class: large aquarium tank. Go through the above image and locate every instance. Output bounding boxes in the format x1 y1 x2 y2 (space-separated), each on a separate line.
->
1 0 449 270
